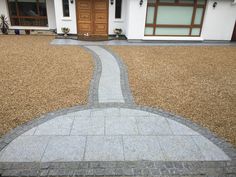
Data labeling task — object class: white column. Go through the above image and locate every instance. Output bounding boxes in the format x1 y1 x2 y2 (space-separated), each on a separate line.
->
126 0 147 40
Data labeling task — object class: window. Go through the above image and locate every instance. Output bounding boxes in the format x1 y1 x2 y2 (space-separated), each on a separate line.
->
115 0 122 19
62 0 70 17
145 0 206 36
7 0 48 26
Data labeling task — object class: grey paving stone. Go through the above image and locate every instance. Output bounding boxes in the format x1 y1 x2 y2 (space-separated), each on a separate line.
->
158 136 205 161
70 116 104 135
0 136 50 162
106 116 139 135
41 136 86 162
85 136 124 161
120 108 150 117
136 116 173 135
167 119 199 135
123 136 165 161
21 127 37 136
34 116 74 135
72 110 91 117
90 109 106 117
192 136 231 161
86 46 125 103
105 108 120 117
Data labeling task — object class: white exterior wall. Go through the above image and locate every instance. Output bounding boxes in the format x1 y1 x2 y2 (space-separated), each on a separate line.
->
47 0 56 30
201 0 236 41
108 0 127 35
125 0 236 41
54 0 77 34
0 0 8 17
126 0 147 40
0 0 56 30
53 0 128 35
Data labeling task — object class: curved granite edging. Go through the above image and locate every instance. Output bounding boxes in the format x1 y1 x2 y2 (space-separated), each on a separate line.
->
81 46 102 105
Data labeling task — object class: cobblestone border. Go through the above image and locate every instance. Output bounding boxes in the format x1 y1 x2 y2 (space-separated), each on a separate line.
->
0 160 235 176
81 46 102 105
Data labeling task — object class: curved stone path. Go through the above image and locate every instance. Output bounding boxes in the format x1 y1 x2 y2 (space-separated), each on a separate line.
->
0 45 235 177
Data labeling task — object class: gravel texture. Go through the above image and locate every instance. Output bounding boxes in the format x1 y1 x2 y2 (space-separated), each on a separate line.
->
0 36 93 137
109 46 236 146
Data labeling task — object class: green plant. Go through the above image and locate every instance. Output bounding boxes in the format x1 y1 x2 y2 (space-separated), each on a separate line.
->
61 27 70 37
114 28 122 38
0 15 9 34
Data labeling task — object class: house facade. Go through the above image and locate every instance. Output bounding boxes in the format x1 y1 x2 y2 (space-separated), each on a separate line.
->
0 0 236 41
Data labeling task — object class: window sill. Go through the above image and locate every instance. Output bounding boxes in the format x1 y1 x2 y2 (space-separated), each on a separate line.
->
62 17 72 21
113 19 124 22
9 26 49 30
143 36 204 41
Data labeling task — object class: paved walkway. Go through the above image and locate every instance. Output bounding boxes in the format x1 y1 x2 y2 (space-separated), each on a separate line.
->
51 38 236 46
0 45 235 177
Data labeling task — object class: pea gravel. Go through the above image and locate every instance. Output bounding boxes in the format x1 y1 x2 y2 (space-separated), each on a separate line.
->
109 46 236 146
0 36 93 137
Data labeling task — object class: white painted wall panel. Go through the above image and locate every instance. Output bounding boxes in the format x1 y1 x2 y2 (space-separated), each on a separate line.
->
54 0 77 34
201 0 236 41
126 0 147 40
47 0 56 29
108 0 127 35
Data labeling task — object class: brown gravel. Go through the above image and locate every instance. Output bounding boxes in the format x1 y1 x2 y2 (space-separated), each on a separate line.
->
0 36 93 137
109 46 236 146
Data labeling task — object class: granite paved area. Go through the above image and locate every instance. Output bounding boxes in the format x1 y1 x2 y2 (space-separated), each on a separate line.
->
0 108 230 162
0 45 235 176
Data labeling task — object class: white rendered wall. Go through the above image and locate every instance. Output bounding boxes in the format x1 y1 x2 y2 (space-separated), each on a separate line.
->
108 0 127 35
0 0 8 17
125 0 236 41
126 0 147 40
47 0 56 30
0 0 56 30
54 0 77 34
201 0 236 41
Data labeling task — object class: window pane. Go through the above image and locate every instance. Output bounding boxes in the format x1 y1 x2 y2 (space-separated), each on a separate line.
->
8 0 17 16
145 27 154 35
159 0 175 3
155 27 190 35
17 0 38 16
146 7 155 24
10 18 20 26
39 0 47 16
194 8 203 25
197 0 206 5
62 0 70 17
148 0 156 3
179 0 194 3
19 18 47 26
156 6 193 25
191 28 201 35
115 0 122 19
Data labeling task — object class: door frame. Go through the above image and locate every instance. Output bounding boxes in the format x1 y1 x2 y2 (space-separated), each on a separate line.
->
231 21 236 41
75 0 109 38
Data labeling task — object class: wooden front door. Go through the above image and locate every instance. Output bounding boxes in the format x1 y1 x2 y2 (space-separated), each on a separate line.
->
76 0 108 40
232 22 236 41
